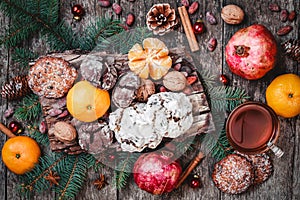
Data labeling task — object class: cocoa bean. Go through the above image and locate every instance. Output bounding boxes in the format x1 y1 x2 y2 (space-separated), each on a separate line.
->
56 110 69 119
206 11 217 25
276 25 293 36
181 0 189 7
4 107 14 118
39 120 48 134
280 9 288 22
288 10 296 22
112 3 122 15
98 0 111 8
173 63 182 71
188 1 199 15
268 3 280 12
48 108 62 117
207 37 217 52
126 13 135 26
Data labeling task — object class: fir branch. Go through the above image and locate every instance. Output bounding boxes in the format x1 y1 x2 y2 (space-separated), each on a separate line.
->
12 48 38 68
210 86 250 112
14 94 42 122
56 154 88 200
0 0 75 50
19 153 67 198
27 124 49 146
210 129 233 161
174 138 195 155
95 27 153 54
80 17 124 51
113 153 138 189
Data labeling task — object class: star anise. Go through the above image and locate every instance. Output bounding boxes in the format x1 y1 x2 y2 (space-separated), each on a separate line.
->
44 170 60 186
93 174 108 190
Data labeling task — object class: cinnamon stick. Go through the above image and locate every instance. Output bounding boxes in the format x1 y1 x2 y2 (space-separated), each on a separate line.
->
178 6 200 52
175 151 204 189
0 122 16 138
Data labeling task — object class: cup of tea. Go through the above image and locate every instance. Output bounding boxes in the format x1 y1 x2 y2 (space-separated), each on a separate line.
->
226 101 284 157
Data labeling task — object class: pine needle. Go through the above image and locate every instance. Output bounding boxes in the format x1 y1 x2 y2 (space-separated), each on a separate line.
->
113 153 138 189
14 94 42 122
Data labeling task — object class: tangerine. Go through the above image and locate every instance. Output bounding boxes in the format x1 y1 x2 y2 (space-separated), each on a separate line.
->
266 73 300 118
128 38 172 80
67 80 110 122
2 136 41 175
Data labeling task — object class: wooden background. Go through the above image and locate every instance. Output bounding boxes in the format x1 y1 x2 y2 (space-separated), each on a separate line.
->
0 0 299 199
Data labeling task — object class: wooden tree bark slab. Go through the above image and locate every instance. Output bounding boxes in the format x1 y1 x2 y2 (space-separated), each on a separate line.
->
0 0 299 200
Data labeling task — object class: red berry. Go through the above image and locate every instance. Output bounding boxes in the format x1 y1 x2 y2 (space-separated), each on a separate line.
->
193 20 205 34
220 74 229 85
71 4 85 16
190 174 201 188
8 121 23 134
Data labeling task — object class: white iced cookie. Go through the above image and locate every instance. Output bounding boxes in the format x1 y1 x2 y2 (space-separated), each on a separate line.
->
109 92 193 152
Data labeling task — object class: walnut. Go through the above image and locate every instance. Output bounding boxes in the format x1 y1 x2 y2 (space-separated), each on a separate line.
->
49 122 77 143
136 79 155 102
221 5 244 25
163 71 187 91
146 3 178 35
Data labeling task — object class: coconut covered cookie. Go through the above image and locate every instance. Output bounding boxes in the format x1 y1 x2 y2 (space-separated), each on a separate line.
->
109 92 193 152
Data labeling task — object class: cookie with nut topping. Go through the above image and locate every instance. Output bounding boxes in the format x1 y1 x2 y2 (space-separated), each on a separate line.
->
28 57 77 98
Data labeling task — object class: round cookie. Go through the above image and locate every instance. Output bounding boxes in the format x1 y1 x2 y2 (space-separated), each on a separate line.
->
212 154 254 194
28 57 77 98
235 151 273 185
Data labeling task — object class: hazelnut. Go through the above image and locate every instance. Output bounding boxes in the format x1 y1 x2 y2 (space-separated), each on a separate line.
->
221 5 244 25
50 121 77 142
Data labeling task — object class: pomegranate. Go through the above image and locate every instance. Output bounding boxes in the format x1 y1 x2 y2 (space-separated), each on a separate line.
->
225 24 277 80
133 151 182 195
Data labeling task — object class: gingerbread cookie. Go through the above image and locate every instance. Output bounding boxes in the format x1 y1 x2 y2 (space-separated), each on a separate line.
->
28 57 77 98
212 154 254 194
235 151 273 185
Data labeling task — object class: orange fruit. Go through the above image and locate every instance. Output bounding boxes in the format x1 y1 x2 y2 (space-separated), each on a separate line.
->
67 80 110 122
128 38 172 80
266 73 300 118
2 136 41 175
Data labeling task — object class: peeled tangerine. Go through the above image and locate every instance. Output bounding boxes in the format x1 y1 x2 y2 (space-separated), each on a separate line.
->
225 24 277 80
128 38 172 80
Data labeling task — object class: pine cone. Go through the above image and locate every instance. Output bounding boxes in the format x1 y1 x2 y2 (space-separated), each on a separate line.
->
146 3 178 35
282 39 300 62
1 75 31 100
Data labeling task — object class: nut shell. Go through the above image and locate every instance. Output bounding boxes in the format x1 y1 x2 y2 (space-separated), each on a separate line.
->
136 79 156 102
163 71 187 91
50 122 77 143
221 5 244 25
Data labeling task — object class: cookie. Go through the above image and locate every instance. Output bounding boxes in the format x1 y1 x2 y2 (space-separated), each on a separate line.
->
212 154 254 194
28 57 77 98
235 151 273 185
